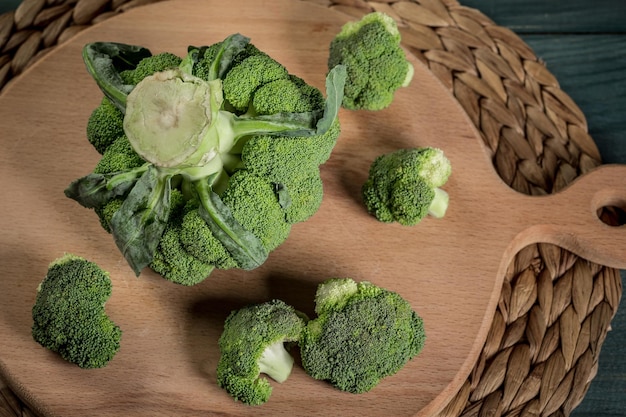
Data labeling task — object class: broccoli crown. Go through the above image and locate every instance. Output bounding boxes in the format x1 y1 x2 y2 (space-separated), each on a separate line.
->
31 254 122 368
299 278 426 393
86 97 125 154
329 12 414 110
362 147 451 226
217 300 306 405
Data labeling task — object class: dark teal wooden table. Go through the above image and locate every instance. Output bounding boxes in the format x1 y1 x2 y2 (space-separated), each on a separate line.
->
1 0 624 415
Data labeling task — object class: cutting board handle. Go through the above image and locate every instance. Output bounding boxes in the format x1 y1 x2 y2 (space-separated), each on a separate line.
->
509 164 626 269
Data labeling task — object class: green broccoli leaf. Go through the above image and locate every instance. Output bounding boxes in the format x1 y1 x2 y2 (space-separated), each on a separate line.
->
64 166 147 209
110 167 173 275
82 42 152 111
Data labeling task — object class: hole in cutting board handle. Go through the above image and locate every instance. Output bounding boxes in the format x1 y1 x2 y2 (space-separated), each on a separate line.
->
594 191 626 227
598 205 626 227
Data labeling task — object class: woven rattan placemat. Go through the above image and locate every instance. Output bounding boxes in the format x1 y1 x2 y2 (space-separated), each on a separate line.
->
0 1 622 416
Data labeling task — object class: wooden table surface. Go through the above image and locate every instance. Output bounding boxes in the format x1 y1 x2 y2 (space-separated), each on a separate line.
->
1 0 624 415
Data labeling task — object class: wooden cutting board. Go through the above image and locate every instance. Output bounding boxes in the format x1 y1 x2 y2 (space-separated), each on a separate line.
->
0 0 624 416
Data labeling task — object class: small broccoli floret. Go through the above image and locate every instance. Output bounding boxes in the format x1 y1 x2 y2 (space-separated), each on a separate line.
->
222 54 289 112
179 208 238 270
93 135 145 175
280 170 324 224
329 12 414 110
217 300 306 405
193 42 263 81
147 190 217 285
299 278 426 393
149 222 215 286
236 118 339 224
31 254 122 368
251 75 325 115
221 171 292 252
362 147 451 226
86 97 125 154
94 198 124 232
126 52 183 84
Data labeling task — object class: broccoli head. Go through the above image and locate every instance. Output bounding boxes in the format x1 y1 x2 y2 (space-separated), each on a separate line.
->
31 254 122 368
299 278 426 393
329 12 414 110
362 147 451 226
217 300 307 405
67 36 346 279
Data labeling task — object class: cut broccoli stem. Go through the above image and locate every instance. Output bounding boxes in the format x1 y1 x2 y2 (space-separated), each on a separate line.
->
258 340 295 383
428 188 449 218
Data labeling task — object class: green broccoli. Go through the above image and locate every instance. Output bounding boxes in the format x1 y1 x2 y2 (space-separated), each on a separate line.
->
86 97 125 154
65 36 347 281
123 52 183 85
217 300 307 405
299 278 426 393
222 53 289 112
329 12 414 110
362 147 451 226
93 135 145 175
31 254 122 368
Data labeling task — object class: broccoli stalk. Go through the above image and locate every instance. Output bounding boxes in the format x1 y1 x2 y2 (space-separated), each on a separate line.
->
66 34 347 279
257 340 295 383
216 300 306 405
299 278 426 393
362 147 452 226
31 254 122 368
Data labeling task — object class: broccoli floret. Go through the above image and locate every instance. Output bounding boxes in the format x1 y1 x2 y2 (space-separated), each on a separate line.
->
329 12 414 110
68 36 345 278
299 278 426 393
147 189 218 286
222 54 289 112
280 170 324 224
251 75 325 115
241 119 339 224
179 208 238 270
149 222 215 286
94 198 123 232
125 52 183 84
86 97 125 154
31 254 122 368
217 300 306 405
93 135 145 175
362 147 451 226
220 171 292 252
193 42 263 82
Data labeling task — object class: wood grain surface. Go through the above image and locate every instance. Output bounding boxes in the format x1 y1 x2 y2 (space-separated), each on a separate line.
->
1 0 625 416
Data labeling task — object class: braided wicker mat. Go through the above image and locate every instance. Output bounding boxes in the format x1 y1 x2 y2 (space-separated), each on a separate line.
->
0 0 622 416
